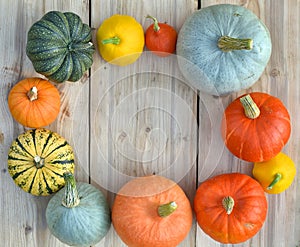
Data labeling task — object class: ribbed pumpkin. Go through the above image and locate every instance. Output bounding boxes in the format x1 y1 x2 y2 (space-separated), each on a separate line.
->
194 173 268 244
112 175 193 247
221 92 291 162
7 128 75 196
8 77 60 128
26 11 95 83
176 4 272 96
46 172 111 246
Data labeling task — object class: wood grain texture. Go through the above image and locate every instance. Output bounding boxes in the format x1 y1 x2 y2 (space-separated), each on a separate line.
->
90 1 197 246
0 0 299 247
0 1 90 247
198 0 300 247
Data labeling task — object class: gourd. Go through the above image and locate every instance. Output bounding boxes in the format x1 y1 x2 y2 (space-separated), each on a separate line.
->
112 175 193 247
46 172 111 246
26 11 95 83
96 14 144 66
145 15 177 57
253 152 296 194
221 92 291 162
176 4 272 96
8 77 60 128
7 128 74 196
194 173 267 244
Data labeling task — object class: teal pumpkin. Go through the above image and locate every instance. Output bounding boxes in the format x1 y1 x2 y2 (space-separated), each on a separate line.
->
46 172 111 246
26 11 95 83
176 4 272 96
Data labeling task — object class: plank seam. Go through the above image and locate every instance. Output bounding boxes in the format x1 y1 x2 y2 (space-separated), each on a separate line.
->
88 0 92 184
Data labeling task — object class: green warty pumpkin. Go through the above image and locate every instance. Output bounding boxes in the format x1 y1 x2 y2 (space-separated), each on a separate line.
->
26 11 95 83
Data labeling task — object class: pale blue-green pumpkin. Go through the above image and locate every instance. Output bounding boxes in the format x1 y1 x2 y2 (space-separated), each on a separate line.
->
46 172 111 246
176 4 272 96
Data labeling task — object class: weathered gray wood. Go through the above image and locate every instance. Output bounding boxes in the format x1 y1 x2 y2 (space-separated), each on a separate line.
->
0 0 299 246
197 0 300 247
0 0 90 247
90 1 197 246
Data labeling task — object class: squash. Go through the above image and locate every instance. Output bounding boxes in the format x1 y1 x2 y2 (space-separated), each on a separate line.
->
26 11 95 83
145 15 177 57
176 4 272 96
112 175 193 247
46 172 111 246
253 152 296 194
96 14 144 66
8 77 60 128
7 128 74 196
221 93 291 162
194 173 267 244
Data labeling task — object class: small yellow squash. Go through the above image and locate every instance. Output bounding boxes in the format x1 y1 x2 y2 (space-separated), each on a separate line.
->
96 14 144 66
253 152 296 194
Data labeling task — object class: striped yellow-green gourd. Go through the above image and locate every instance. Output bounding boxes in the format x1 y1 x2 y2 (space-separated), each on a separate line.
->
26 11 95 83
8 128 75 196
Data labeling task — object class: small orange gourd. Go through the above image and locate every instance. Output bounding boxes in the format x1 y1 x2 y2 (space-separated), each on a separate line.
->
112 175 193 247
145 15 177 57
8 77 60 128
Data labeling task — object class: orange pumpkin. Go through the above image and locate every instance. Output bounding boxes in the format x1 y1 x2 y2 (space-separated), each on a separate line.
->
194 173 268 244
221 92 291 162
8 77 60 128
112 175 193 247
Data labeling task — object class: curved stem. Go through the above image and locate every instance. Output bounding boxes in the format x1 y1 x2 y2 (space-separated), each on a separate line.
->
62 172 80 208
102 37 121 45
267 173 282 190
27 86 38 101
218 36 253 52
240 94 261 119
158 201 177 217
33 155 44 168
222 196 234 215
146 15 160 32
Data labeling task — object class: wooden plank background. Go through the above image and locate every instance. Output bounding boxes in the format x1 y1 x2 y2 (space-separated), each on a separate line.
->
0 0 299 246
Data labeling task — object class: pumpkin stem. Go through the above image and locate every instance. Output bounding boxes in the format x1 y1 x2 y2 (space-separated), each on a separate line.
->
33 155 44 168
62 172 80 208
71 41 94 50
102 37 121 45
218 36 253 52
267 173 282 190
222 196 235 215
158 201 177 217
240 94 261 119
27 86 38 101
146 15 160 32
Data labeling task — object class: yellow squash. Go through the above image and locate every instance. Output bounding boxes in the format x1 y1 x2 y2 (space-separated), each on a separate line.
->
96 14 144 66
253 152 296 194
